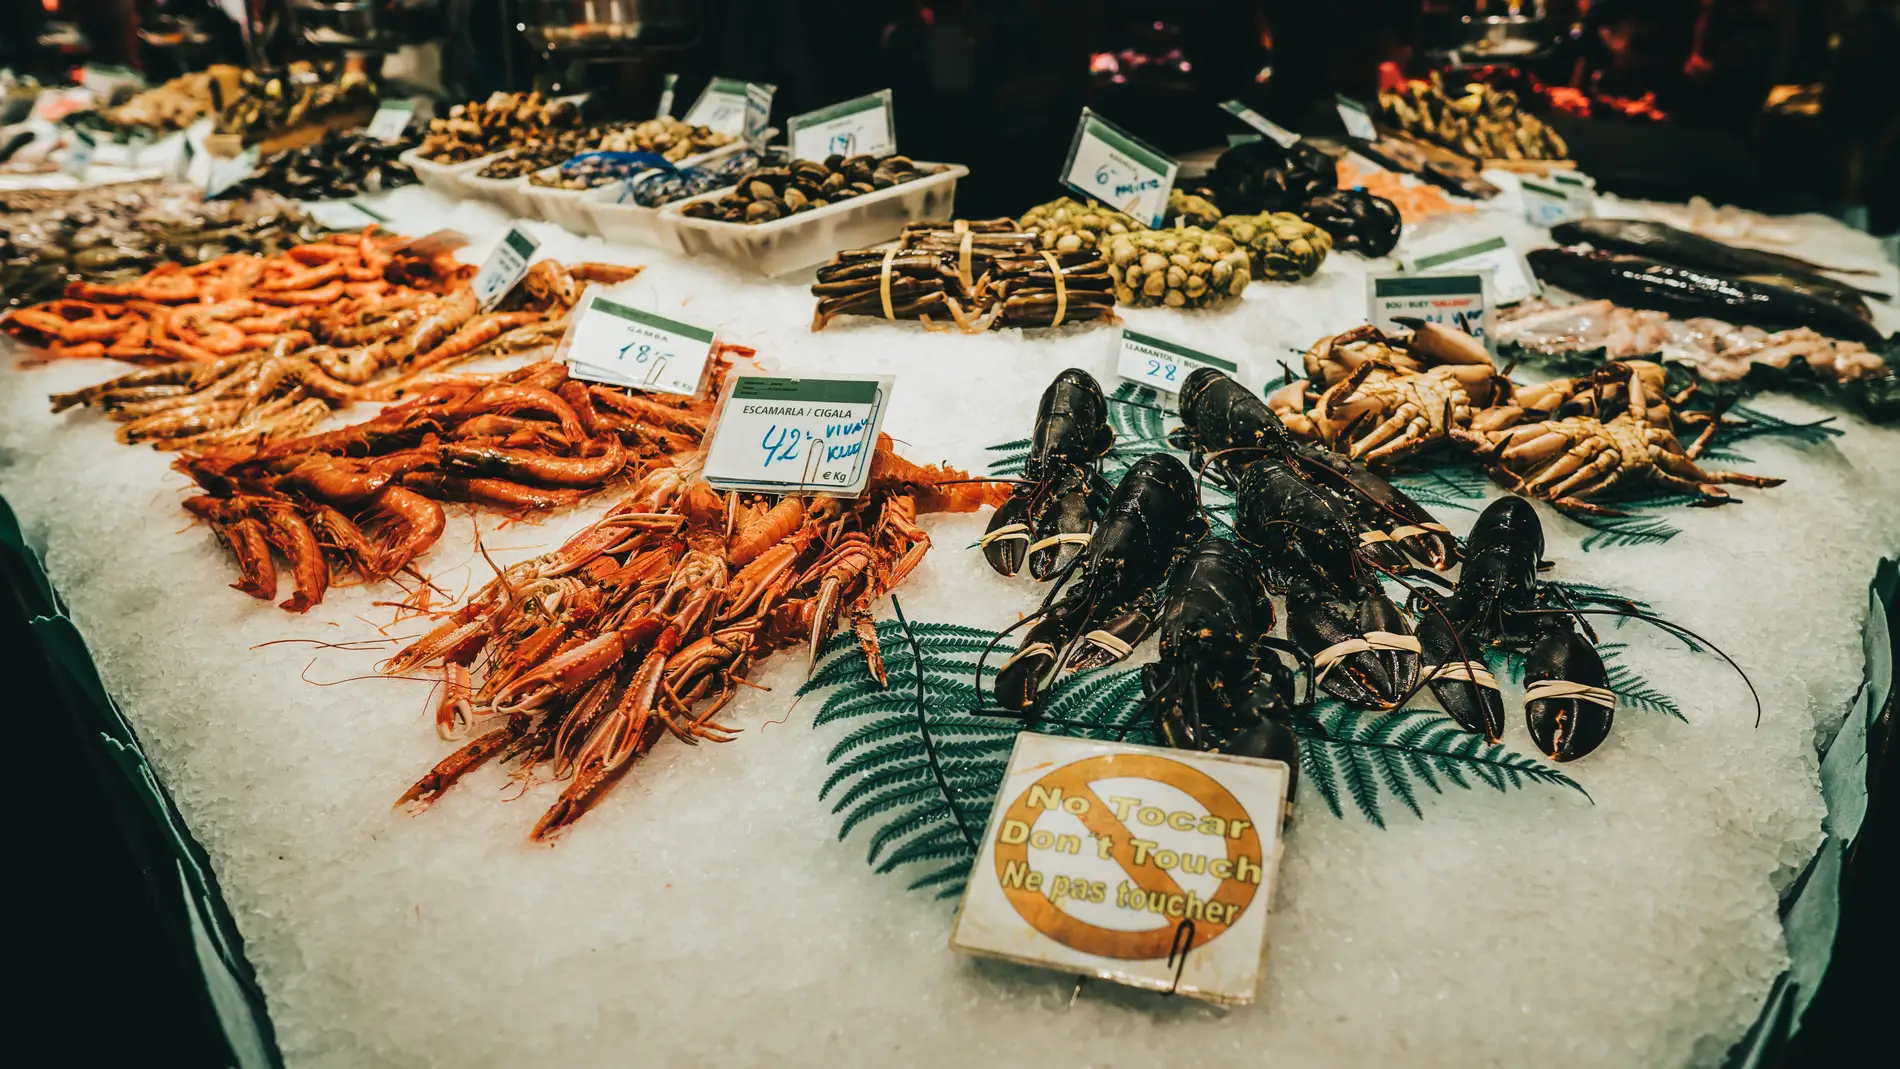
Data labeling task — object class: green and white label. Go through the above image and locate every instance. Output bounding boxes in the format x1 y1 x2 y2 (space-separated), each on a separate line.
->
1335 94 1379 140
204 147 258 198
1366 271 1494 349
683 76 763 138
561 290 715 397
303 200 385 230
365 98 418 142
471 225 539 310
703 375 892 497
1220 100 1298 148
1061 108 1178 228
1116 328 1237 395
788 89 895 160
62 131 94 177
1520 177 1583 227
656 73 679 119
1404 234 1537 305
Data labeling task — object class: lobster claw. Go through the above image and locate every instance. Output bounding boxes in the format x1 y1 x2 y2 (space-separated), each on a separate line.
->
1064 604 1157 672
1287 588 1419 710
1414 605 1505 741
995 614 1067 711
980 492 1032 576
1524 619 1614 761
1026 465 1094 581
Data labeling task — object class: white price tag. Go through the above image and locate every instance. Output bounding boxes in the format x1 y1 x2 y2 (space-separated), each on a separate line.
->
1367 271 1494 349
1116 328 1238 395
1335 94 1379 141
656 73 678 119
203 147 258 198
1404 234 1538 306
1520 177 1583 227
304 200 384 231
1219 100 1299 148
1548 169 1595 218
61 132 93 178
788 89 895 161
471 225 539 311
365 98 418 142
949 733 1290 1006
702 374 892 497
682 77 748 136
1060 108 1178 229
559 290 715 397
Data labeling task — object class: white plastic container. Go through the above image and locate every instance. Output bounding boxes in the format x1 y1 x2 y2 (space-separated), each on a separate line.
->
524 167 601 236
463 165 540 220
585 184 680 251
658 161 967 278
398 147 502 200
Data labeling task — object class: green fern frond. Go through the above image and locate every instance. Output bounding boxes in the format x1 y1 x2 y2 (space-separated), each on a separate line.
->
1596 644 1688 721
906 863 972 894
1576 512 1681 551
986 437 1033 454
826 713 1015 764
1300 740 1344 819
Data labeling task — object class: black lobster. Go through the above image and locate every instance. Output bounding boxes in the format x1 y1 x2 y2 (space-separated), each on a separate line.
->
1171 367 1459 571
982 368 1115 580
1233 458 1421 711
1144 537 1305 799
993 452 1205 710
1409 496 1614 759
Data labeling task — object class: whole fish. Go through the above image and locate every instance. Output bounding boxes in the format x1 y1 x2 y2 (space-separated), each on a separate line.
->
1527 247 1887 347
1551 218 1885 306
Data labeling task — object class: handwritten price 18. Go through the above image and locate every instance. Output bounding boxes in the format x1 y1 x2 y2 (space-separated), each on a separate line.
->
618 340 672 365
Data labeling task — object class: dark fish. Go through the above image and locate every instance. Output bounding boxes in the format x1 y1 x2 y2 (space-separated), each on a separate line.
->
1526 247 1887 347
1551 218 1885 304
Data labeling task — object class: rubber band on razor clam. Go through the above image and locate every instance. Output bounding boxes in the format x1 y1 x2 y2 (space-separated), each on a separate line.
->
1172 365 1459 571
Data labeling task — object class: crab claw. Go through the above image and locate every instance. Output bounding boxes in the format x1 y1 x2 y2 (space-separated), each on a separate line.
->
1287 589 1418 710
1524 621 1614 761
1393 316 1492 366
980 492 1032 576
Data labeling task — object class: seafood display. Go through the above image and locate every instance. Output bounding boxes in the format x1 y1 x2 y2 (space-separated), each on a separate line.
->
172 354 709 614
584 117 735 163
213 63 379 144
1499 299 1888 384
1017 197 1145 253
544 149 764 199
95 66 240 132
2 186 328 312
475 130 605 180
811 221 1117 331
677 155 924 223
1528 247 1888 347
1191 139 1404 256
418 92 584 164
1378 76 1568 161
392 439 1010 839
1101 226 1252 308
216 130 418 201
1335 160 1472 223
1212 211 1331 281
1550 217 1884 309
1268 324 1785 514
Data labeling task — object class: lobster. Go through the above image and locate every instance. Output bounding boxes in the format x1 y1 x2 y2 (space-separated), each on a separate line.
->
1143 537 1305 798
982 368 1115 580
1171 366 1459 571
992 452 1205 710
1233 457 1420 711
1408 496 1612 758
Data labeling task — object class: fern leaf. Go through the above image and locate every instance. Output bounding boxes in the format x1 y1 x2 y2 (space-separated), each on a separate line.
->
865 803 958 866
838 782 948 839
1300 740 1344 819
906 863 971 894
876 827 975 874
1391 716 1446 795
820 737 929 797
1576 512 1681 551
986 437 1033 454
812 684 914 728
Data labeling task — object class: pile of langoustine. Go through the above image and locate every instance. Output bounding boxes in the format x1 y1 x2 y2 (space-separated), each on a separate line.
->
171 355 734 613
388 440 1008 840
27 234 644 452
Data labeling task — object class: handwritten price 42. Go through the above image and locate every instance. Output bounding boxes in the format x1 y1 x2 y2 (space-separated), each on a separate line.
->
760 424 862 482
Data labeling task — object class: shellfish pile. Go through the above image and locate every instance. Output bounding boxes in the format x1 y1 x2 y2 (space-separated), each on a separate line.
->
678 154 923 223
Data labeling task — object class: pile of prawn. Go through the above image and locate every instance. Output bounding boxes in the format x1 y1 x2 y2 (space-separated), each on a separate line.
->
172 352 738 613
389 437 1011 839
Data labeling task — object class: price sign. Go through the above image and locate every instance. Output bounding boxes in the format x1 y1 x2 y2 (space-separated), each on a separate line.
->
1116 328 1238 395
559 290 715 397
1520 177 1583 227
203 147 259 199
1404 234 1538 306
1366 271 1494 350
788 89 895 161
656 73 679 119
304 200 385 231
365 98 418 142
1335 94 1379 141
1219 100 1299 148
471 225 539 310
1060 108 1178 229
702 375 892 497
949 733 1290 1006
743 83 775 146
1549 169 1595 218
61 131 93 178
683 77 775 143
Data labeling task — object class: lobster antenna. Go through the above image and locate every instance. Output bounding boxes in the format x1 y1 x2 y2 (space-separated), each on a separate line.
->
1520 607 1762 727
